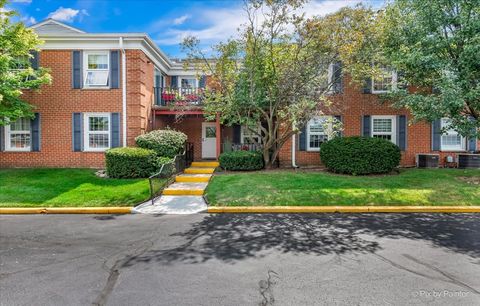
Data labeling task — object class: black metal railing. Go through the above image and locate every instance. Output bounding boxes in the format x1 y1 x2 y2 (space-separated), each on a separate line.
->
154 87 204 106
147 142 194 205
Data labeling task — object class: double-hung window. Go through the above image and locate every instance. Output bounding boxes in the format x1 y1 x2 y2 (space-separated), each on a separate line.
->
307 117 331 151
371 116 396 144
5 118 31 151
372 67 397 94
83 113 110 151
241 125 261 144
180 78 196 88
84 51 109 88
179 77 197 95
440 118 465 151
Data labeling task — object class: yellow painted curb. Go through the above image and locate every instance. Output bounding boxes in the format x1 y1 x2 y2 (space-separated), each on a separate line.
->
0 207 133 214
191 162 219 168
163 189 205 196
175 176 211 183
208 206 480 214
184 168 215 174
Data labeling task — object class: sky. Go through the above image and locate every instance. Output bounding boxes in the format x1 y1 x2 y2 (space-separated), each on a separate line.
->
7 0 384 58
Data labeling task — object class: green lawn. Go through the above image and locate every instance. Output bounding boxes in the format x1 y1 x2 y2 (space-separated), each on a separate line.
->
0 169 152 207
205 169 480 206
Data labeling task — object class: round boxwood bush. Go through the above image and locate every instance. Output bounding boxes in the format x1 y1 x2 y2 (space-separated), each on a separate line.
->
219 151 264 171
135 129 187 158
106 147 161 178
320 136 401 175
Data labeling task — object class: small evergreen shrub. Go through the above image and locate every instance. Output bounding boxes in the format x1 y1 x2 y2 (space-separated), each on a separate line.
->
219 151 264 171
135 129 187 158
106 147 160 178
320 136 401 175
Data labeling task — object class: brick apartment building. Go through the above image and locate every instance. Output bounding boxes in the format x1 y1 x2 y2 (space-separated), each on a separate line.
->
0 19 478 169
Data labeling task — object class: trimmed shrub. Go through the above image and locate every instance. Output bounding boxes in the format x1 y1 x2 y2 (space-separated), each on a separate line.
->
320 136 401 175
135 129 187 158
106 147 160 178
219 150 264 171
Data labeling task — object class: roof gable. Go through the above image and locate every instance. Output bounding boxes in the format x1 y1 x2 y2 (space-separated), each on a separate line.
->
30 19 86 34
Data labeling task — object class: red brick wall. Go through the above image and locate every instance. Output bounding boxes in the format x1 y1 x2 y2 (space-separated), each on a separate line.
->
279 76 478 168
126 50 154 145
0 49 154 168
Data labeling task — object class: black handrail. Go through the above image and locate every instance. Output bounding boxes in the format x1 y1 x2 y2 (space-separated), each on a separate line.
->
146 142 194 205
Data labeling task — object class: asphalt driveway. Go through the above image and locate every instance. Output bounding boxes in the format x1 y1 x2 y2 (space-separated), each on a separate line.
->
1 213 479 305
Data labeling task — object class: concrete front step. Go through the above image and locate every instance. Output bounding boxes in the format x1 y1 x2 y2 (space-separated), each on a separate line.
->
175 174 212 183
191 161 219 168
163 182 208 196
134 196 207 214
184 167 215 174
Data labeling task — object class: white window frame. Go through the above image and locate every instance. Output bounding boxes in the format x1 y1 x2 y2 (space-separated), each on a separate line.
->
83 113 111 152
83 51 110 88
241 124 261 144
440 118 466 151
4 118 31 152
371 115 397 144
307 116 332 152
178 76 198 88
326 63 334 93
372 68 397 94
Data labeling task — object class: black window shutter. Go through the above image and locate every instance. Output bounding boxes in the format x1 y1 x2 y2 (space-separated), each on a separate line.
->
363 77 372 94
397 70 407 90
72 113 83 152
431 119 441 151
468 136 477 152
299 125 307 151
397 115 407 151
333 62 343 94
31 113 41 152
29 51 39 70
467 117 477 152
171 76 178 88
199 75 207 88
233 124 241 143
110 50 120 89
334 115 343 137
110 113 121 148
0 125 4 151
72 51 83 89
362 115 371 137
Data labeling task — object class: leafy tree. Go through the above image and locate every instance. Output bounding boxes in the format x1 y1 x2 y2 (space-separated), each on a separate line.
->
182 0 374 168
380 0 480 137
0 0 51 126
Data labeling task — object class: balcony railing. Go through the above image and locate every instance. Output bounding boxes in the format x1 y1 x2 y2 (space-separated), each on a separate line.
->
154 87 204 106
222 142 263 153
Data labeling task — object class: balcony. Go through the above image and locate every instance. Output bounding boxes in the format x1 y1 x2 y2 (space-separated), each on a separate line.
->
154 87 204 107
222 142 263 153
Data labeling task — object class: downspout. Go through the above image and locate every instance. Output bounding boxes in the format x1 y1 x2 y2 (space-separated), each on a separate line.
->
120 37 127 147
292 122 298 168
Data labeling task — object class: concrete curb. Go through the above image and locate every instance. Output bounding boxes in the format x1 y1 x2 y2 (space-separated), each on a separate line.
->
208 206 480 214
0 207 133 214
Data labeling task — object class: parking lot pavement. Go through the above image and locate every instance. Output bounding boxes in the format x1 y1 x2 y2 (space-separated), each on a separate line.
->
1 213 479 305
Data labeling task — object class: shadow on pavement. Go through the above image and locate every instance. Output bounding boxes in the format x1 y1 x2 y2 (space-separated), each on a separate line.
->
122 213 480 266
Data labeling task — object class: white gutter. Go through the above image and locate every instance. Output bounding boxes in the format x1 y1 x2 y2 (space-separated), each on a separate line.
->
292 123 298 168
120 37 127 147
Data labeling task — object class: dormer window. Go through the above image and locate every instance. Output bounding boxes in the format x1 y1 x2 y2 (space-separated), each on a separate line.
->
84 51 109 87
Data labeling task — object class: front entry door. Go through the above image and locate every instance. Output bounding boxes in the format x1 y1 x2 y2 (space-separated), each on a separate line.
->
202 122 217 159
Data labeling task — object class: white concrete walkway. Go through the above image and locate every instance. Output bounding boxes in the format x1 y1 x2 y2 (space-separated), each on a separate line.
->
133 161 218 215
